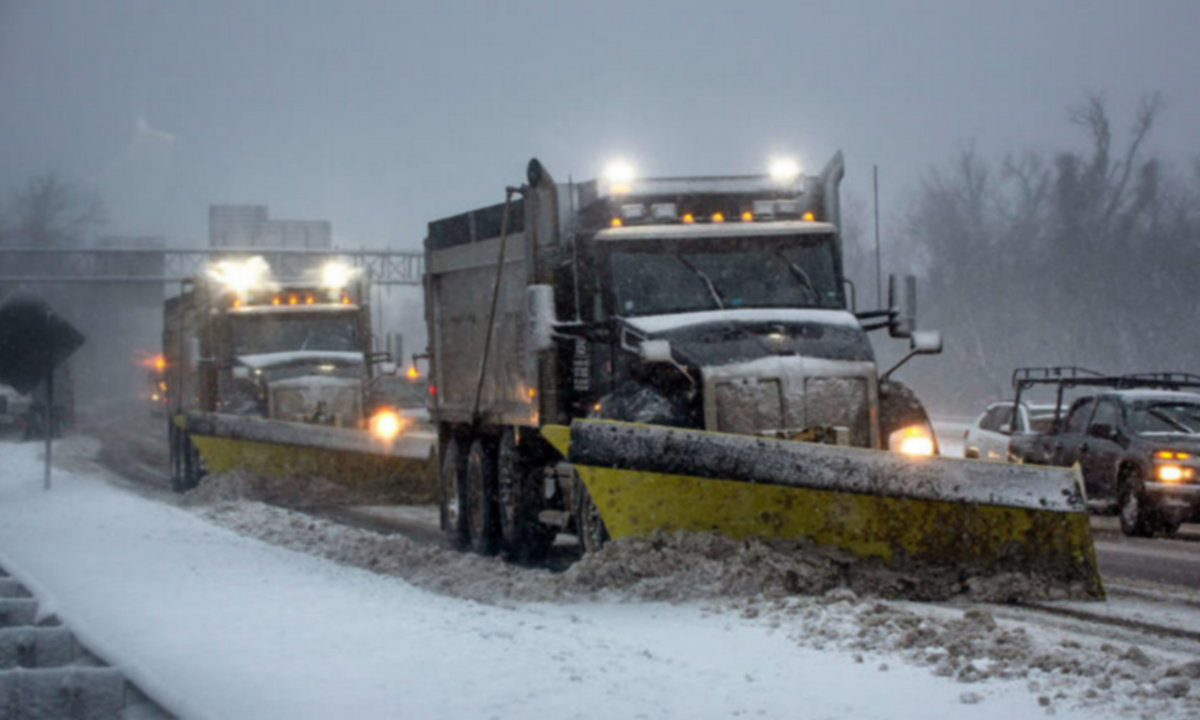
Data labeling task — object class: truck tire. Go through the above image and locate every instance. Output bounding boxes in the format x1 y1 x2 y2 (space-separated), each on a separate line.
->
439 437 470 549
497 430 554 564
576 476 610 554
466 438 502 555
1118 468 1154 538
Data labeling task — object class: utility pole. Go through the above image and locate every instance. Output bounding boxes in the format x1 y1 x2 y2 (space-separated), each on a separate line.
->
873 165 883 308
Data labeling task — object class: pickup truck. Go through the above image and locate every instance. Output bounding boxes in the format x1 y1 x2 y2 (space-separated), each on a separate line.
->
1010 385 1200 537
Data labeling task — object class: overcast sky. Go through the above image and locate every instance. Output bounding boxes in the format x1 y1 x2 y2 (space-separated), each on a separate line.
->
2 0 1197 249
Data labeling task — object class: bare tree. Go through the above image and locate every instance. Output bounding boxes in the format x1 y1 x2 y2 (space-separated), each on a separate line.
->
0 173 106 247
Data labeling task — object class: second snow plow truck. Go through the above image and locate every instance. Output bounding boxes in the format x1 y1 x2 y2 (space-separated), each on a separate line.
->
425 155 1103 599
166 257 435 496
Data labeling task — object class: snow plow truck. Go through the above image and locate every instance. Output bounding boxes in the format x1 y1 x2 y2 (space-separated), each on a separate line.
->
424 155 1104 599
165 257 435 495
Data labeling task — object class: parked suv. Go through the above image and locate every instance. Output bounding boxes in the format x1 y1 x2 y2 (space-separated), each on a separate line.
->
1011 386 1200 537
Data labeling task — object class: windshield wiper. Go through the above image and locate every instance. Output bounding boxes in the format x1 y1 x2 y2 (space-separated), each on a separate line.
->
773 250 819 303
1147 408 1192 433
676 255 725 310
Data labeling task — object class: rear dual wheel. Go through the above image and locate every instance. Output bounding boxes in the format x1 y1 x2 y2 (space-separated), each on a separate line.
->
440 435 503 555
497 430 555 564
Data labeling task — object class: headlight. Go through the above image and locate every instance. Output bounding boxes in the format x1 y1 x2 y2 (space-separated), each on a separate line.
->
890 425 936 457
369 409 405 441
1156 464 1194 483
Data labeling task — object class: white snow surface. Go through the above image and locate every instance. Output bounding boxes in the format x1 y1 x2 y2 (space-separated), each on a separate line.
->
0 438 1194 719
624 307 860 335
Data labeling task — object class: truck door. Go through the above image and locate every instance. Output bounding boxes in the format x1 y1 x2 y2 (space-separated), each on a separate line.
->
1053 398 1096 468
1079 398 1123 498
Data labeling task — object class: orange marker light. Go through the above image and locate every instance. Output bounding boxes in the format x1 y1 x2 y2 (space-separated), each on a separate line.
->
305 295 314 305
802 211 816 222
528 388 537 399
681 213 695 224
610 217 623 228
406 366 419 380
288 295 298 305
272 297 281 306
741 211 753 222
154 357 166 372
232 298 242 308
341 295 351 305
711 213 725 223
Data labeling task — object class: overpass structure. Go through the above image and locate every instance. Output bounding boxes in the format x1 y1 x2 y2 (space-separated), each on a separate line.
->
0 247 424 286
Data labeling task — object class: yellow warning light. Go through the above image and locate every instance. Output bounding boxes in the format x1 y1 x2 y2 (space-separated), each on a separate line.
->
341 295 351 305
681 213 695 224
305 295 315 305
406 366 419 380
802 211 816 222
153 357 165 372
593 403 601 412
288 295 298 305
232 298 242 308
741 211 753 222
610 217 623 228
272 297 281 306
529 388 537 399
711 213 725 224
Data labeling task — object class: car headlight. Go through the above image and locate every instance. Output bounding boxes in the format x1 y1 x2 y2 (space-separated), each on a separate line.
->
889 425 936 457
369 409 406 441
1156 464 1194 483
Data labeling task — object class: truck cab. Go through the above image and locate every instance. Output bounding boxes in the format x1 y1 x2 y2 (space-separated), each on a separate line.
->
424 155 943 558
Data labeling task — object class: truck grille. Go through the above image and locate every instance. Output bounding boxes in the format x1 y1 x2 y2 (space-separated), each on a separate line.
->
804 376 870 447
714 378 785 435
268 377 363 427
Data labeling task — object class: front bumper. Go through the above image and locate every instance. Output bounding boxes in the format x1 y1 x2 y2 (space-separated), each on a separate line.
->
1145 481 1200 513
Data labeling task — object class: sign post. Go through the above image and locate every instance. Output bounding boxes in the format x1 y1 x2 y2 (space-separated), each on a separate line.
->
0 294 85 490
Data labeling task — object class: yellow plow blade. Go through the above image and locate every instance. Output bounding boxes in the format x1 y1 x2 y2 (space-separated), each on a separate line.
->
543 420 1104 600
179 413 438 500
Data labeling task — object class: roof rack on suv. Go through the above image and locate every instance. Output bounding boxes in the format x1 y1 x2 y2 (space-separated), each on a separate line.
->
1010 367 1200 425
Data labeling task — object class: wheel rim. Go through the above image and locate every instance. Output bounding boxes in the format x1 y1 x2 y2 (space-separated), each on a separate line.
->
442 460 460 531
467 459 485 541
1120 488 1139 529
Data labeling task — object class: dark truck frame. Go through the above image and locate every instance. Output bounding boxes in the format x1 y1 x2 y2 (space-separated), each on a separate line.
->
424 156 942 562
1008 367 1200 536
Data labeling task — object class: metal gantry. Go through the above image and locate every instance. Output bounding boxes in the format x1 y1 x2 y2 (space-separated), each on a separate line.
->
0 247 424 286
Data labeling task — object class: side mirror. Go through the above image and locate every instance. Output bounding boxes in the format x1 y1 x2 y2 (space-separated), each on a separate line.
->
186 338 202 368
887 275 918 339
911 330 943 355
1088 423 1116 440
999 423 1012 435
526 284 556 352
640 339 674 363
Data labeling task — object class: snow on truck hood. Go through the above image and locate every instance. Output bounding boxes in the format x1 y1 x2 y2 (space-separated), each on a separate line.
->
238 351 365 369
624 308 860 335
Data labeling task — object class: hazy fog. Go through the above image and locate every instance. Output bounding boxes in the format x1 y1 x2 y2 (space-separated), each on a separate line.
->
3 0 1197 248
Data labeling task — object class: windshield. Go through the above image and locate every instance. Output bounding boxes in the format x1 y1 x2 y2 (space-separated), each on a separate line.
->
1129 402 1200 435
229 312 362 356
606 234 842 317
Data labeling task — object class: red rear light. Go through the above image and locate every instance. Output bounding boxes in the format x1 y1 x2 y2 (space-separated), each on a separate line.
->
429 385 436 396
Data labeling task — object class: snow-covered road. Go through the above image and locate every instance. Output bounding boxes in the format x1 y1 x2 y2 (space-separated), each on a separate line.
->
1 437 1196 719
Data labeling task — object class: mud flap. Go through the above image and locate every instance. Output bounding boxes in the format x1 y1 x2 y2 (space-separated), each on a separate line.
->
541 420 1105 600
179 413 439 499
